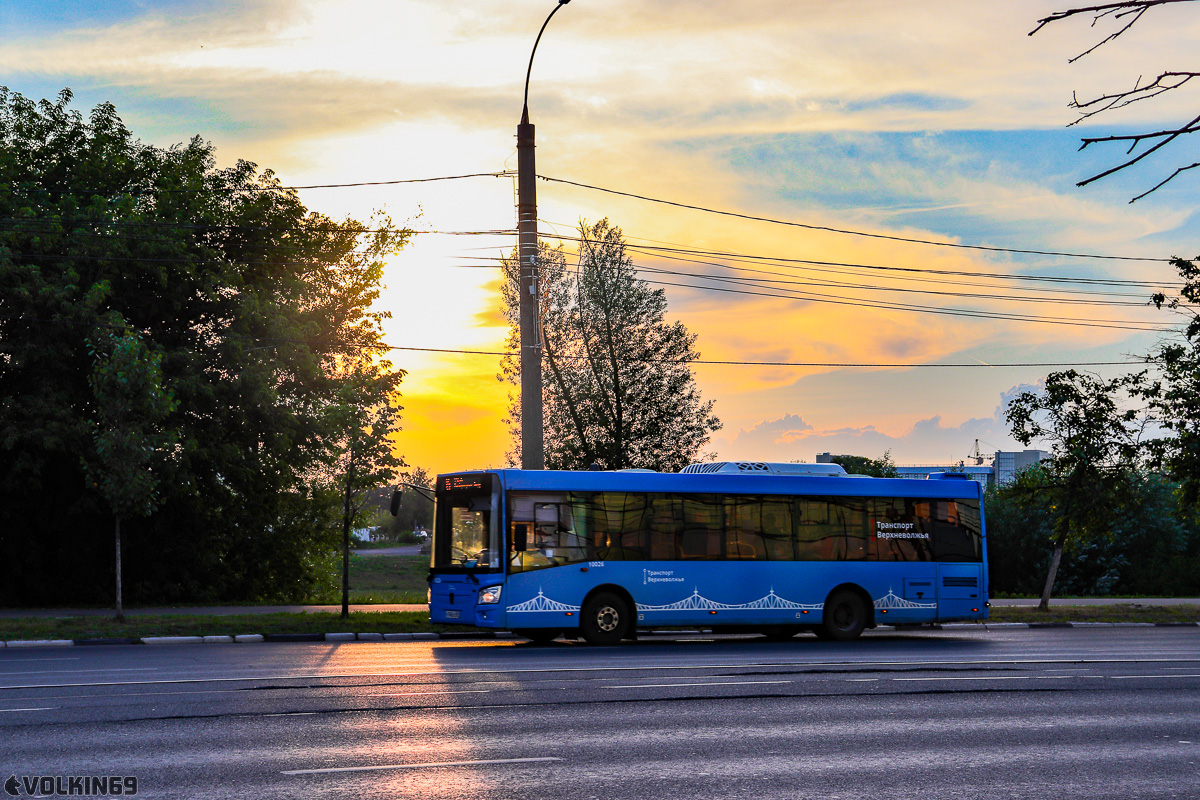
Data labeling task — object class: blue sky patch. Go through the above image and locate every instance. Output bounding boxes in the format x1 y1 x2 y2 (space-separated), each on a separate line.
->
0 1 221 37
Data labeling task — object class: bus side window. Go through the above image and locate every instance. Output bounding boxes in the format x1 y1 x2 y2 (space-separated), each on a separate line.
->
794 498 835 560
648 495 683 560
761 500 793 560
930 499 982 562
837 499 869 561
724 497 767 560
871 498 932 562
681 495 722 559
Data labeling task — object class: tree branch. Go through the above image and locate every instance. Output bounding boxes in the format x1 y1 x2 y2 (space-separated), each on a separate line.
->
1132 160 1200 200
1076 112 1200 191
1068 72 1198 125
1030 0 1190 53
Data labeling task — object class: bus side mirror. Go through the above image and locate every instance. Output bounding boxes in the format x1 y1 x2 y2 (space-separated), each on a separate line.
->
514 524 528 552
389 489 402 517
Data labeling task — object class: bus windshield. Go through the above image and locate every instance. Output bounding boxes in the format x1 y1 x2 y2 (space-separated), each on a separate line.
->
433 474 501 570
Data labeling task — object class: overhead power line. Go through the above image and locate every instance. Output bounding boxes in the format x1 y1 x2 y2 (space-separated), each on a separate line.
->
191 171 516 192
539 175 1170 263
1 172 517 197
478 256 1172 330
0 316 1152 370
466 252 1162 308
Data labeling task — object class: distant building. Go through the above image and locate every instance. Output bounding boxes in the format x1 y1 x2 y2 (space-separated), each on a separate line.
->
814 449 1049 488
895 464 993 486
993 449 1049 486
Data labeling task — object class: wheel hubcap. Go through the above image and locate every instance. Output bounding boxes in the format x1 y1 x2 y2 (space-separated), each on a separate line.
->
596 606 619 632
833 603 854 629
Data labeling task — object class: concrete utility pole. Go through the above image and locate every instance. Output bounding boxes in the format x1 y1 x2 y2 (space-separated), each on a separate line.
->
518 0 571 471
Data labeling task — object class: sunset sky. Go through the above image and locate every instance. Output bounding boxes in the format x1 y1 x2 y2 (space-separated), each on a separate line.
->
4 0 1198 475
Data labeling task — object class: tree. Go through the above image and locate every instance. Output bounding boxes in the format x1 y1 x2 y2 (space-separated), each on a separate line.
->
1142 256 1200 516
83 322 176 620
0 88 412 604
324 356 405 617
1005 370 1147 609
1031 1 1200 200
985 467 1200 596
501 219 721 471
829 452 898 478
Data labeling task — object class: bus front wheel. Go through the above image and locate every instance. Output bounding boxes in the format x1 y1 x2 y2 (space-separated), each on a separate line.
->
819 589 868 641
580 591 630 646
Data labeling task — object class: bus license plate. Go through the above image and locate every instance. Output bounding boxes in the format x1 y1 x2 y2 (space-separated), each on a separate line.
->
445 610 461 619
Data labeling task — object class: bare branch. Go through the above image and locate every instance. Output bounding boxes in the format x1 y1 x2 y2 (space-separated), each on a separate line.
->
1076 112 1200 188
1035 2 1200 198
1077 122 1200 149
1131 160 1200 201
1031 0 1192 44
1068 72 1198 126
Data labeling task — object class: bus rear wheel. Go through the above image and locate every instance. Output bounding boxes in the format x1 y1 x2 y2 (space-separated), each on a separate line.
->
820 589 868 641
580 591 630 646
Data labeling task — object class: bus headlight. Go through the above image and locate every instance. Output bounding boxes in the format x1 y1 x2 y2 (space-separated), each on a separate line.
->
478 585 503 605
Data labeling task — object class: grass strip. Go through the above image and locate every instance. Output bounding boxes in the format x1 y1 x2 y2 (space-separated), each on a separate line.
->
985 603 1199 625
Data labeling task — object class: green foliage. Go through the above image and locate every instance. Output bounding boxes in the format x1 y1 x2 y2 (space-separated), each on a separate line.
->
1006 369 1146 546
84 323 176 519
501 219 721 471
986 470 1200 597
983 468 1057 596
0 88 411 605
325 356 406 615
1143 256 1200 517
994 254 1200 602
325 355 406 527
829 451 898 478
1005 369 1148 606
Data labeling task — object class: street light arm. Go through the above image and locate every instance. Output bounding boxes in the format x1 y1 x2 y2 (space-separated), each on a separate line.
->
522 0 572 122
389 483 434 516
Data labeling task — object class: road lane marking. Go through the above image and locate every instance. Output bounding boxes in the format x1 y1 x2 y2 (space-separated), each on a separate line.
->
608 680 792 689
283 757 562 775
0 668 159 677
365 690 490 697
897 681 1036 686
0 707 56 712
1112 674 1200 679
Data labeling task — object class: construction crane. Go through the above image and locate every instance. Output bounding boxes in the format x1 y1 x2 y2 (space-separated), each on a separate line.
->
968 439 985 466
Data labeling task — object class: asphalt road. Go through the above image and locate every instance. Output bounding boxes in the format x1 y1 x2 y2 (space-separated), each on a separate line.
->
1 627 1197 799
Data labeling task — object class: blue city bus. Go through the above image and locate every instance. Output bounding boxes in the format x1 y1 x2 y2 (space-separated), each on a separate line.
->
425 462 988 644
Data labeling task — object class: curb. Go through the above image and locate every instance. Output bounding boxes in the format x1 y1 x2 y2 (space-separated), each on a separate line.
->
1 621 1196 649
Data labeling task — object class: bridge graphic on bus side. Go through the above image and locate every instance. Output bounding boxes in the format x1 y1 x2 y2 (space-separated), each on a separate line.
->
507 590 581 614
637 588 822 612
874 589 937 610
508 587 938 614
